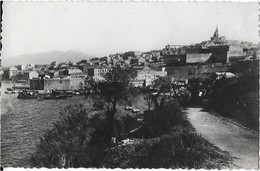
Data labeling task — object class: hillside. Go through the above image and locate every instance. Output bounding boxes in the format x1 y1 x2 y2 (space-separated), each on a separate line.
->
3 51 94 67
197 40 257 49
227 40 258 49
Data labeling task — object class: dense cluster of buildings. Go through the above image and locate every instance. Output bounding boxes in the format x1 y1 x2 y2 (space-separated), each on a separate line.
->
2 48 166 90
2 27 259 90
162 27 259 83
163 27 257 65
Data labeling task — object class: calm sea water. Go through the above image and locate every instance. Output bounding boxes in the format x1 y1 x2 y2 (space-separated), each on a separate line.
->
1 81 88 167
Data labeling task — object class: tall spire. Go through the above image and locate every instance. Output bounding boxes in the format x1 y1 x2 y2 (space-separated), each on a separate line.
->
213 25 219 38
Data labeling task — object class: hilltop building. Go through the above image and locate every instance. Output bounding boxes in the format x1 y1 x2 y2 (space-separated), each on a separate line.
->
163 26 246 65
209 25 227 44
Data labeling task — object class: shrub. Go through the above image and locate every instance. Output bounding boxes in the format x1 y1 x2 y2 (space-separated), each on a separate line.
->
31 105 116 168
103 128 233 169
208 71 259 130
31 104 94 168
31 104 142 168
132 99 189 138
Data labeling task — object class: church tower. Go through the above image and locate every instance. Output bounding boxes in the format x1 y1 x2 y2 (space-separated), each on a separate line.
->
211 25 219 42
213 25 219 39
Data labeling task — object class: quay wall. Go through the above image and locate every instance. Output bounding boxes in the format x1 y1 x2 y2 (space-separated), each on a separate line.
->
44 78 84 90
30 78 85 90
70 78 84 90
44 79 70 90
30 79 44 90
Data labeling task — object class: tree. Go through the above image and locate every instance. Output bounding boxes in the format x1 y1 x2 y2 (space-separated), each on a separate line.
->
89 65 137 116
86 65 137 140
147 77 179 109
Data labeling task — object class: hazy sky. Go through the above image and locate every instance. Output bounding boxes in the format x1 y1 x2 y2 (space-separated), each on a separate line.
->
2 2 258 58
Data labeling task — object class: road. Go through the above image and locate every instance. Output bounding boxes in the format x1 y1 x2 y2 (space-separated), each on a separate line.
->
184 107 259 169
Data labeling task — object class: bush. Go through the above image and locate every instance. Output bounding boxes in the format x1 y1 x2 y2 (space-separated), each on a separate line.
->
208 72 259 130
103 128 233 169
31 105 116 168
132 99 190 138
31 104 94 168
31 104 142 168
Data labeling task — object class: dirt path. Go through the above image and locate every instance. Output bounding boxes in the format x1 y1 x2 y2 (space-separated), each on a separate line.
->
184 107 259 169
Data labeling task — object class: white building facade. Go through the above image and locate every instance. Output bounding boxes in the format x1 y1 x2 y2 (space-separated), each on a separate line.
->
135 67 167 86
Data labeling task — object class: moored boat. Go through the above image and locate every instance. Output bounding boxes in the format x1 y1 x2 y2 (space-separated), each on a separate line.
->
17 90 38 99
5 88 19 94
37 92 68 100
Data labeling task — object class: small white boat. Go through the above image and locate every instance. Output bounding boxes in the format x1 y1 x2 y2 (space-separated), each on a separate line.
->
5 88 17 94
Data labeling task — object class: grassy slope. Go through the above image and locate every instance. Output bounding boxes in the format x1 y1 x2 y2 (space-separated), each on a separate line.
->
103 95 234 169
30 94 233 168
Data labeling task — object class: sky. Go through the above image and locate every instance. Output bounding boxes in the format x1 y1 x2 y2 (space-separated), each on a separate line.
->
2 2 259 58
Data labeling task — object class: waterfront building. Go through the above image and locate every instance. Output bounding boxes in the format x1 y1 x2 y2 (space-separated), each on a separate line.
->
30 77 84 90
12 70 39 83
5 66 19 80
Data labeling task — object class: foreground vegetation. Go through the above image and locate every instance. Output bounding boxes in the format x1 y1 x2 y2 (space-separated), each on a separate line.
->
205 71 259 131
31 65 233 168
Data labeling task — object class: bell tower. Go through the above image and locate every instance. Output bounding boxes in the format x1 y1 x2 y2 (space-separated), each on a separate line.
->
213 25 219 39
211 25 219 42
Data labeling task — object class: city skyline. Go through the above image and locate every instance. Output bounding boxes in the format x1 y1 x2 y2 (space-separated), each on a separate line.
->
2 2 258 59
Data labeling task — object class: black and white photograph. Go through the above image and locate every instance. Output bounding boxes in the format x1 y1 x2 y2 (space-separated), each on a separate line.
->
0 1 259 169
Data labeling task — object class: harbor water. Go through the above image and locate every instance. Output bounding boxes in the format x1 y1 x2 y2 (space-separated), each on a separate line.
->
1 81 88 167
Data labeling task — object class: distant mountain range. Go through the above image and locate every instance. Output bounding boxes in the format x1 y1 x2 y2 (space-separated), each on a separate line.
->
3 51 94 67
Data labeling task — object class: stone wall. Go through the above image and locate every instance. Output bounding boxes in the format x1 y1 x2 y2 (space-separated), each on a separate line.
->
43 78 84 90
30 79 44 90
